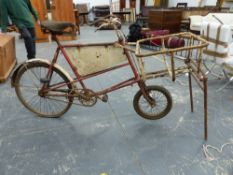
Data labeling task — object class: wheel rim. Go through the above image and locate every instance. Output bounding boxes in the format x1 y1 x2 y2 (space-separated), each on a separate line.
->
138 90 168 117
15 64 72 117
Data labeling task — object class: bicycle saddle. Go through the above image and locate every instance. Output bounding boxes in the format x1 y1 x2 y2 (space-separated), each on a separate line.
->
41 20 75 35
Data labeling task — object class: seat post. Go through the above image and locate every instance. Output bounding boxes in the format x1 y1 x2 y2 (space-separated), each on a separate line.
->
51 33 62 47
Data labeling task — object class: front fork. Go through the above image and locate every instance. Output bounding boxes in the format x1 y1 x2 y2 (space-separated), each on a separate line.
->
138 80 155 106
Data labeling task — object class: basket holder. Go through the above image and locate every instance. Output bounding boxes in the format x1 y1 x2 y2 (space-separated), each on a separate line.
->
135 32 209 140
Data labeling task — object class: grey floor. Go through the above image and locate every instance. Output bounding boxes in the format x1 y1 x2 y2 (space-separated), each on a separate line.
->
0 25 233 175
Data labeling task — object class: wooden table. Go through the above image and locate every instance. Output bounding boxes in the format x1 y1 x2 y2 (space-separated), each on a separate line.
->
0 34 16 83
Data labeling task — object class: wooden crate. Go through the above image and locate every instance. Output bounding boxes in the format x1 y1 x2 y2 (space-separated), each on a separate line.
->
0 34 16 82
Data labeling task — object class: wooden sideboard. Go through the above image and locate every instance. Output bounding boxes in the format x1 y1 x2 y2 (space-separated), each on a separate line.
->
139 6 228 31
148 9 182 33
0 34 16 82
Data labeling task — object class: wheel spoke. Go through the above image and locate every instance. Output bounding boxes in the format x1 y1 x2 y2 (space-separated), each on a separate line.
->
16 85 38 93
24 66 42 89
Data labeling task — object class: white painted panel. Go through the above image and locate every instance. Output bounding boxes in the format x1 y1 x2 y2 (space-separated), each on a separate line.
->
65 45 127 76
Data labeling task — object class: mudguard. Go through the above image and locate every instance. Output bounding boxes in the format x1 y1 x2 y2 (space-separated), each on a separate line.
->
11 58 73 87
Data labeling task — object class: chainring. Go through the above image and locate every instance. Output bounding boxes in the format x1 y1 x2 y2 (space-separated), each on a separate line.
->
74 89 97 107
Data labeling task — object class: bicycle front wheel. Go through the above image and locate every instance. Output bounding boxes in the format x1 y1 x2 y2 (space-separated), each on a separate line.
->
15 62 73 117
133 85 172 120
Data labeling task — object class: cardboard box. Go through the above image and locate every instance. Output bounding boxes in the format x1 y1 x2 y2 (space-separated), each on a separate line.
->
0 34 16 82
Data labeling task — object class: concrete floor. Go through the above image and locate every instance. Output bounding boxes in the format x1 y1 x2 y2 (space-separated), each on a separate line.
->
0 25 233 175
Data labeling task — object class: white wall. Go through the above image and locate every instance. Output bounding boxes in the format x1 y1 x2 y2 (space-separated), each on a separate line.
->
146 0 154 6
73 0 110 6
145 0 218 7
74 0 232 8
223 1 233 8
74 0 141 14
205 0 217 6
73 0 233 12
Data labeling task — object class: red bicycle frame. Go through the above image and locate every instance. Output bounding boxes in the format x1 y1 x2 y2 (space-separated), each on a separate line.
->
45 34 148 97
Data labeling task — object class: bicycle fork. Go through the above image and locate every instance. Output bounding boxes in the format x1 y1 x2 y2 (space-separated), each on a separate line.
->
138 80 156 106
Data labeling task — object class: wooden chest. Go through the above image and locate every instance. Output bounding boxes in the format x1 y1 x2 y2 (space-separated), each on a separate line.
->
148 9 182 33
0 34 16 82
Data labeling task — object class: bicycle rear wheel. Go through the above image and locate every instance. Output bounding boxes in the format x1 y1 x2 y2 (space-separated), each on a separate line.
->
15 62 73 117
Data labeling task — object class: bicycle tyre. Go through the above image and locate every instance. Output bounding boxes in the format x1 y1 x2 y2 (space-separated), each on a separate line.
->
133 85 172 120
15 62 73 117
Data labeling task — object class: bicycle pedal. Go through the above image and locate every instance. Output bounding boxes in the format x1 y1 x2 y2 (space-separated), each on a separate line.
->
100 94 108 103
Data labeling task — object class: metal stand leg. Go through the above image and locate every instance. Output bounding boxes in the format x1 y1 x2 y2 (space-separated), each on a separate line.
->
204 78 208 140
188 72 194 112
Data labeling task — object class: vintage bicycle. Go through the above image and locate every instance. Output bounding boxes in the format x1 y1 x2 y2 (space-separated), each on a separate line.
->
11 18 210 139
11 19 173 120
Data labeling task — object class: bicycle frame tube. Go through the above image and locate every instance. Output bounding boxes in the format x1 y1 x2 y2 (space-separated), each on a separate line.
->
49 34 142 96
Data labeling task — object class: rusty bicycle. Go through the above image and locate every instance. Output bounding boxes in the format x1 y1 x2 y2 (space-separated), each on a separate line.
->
11 19 173 120
11 17 210 139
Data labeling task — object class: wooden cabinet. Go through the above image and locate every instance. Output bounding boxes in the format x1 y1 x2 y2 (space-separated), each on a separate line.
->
0 34 16 82
120 0 126 10
148 9 182 33
31 0 49 42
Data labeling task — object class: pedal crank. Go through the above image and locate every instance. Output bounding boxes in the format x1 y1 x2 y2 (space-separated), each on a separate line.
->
72 88 97 107
99 94 108 103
